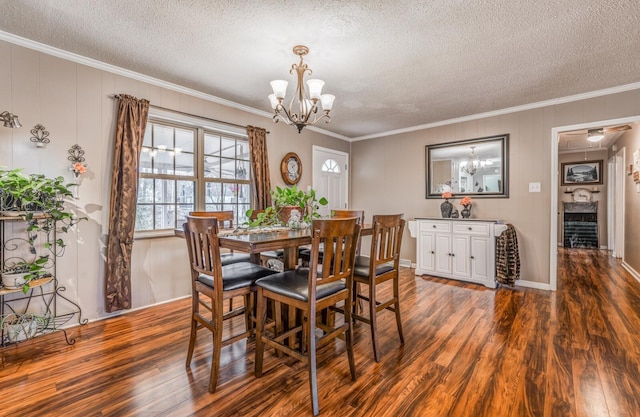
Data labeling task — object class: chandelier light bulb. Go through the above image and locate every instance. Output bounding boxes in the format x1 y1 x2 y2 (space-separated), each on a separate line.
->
270 80 288 99
306 79 325 100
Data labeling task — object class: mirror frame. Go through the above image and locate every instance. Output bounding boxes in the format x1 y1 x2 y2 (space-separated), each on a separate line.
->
425 134 509 199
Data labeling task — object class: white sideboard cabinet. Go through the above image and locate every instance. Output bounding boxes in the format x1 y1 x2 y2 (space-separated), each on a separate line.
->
408 218 508 288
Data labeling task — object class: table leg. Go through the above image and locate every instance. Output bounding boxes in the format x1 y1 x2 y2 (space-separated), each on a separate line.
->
282 247 298 270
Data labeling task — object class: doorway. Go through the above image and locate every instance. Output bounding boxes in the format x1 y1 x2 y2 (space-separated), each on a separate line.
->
312 146 349 218
550 115 639 291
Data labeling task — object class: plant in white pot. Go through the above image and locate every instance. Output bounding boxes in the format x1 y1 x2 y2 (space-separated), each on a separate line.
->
1 256 50 293
2 313 49 343
0 167 85 256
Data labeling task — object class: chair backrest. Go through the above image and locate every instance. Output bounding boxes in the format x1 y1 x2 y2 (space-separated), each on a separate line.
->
183 216 223 293
308 217 361 299
369 214 405 272
333 210 365 254
189 211 235 229
332 210 365 225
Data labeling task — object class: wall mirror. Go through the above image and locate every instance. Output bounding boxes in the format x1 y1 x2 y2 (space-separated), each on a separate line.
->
426 134 509 198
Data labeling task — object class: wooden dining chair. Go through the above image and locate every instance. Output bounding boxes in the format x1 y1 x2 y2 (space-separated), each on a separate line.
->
299 209 365 264
352 214 405 362
188 211 251 265
254 218 361 416
182 216 277 392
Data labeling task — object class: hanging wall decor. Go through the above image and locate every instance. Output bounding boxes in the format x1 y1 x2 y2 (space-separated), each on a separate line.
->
30 124 50 148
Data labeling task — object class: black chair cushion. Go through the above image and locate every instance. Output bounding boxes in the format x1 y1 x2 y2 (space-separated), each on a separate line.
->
197 262 278 291
220 252 251 266
354 255 394 278
255 268 345 302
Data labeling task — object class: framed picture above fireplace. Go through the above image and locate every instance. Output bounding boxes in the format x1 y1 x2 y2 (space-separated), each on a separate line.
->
561 160 603 186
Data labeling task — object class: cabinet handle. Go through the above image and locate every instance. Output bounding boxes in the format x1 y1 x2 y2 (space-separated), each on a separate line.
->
450 253 455 257
431 251 435 254
470 255 475 259
468 227 472 231
433 225 436 228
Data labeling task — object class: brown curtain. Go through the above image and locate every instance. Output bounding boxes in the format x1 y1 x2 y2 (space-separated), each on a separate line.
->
105 94 150 312
247 125 272 209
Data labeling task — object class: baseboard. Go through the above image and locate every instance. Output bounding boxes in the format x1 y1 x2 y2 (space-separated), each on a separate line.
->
71 295 192 327
600 245 608 250
410 262 417 269
399 259 412 268
622 261 640 283
515 280 552 291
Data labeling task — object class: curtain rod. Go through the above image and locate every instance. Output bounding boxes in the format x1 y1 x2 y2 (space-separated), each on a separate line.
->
112 95 269 134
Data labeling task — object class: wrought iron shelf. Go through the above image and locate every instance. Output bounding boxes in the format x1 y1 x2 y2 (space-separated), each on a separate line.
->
1 216 86 347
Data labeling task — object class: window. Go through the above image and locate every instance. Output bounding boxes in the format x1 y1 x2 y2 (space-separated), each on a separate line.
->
321 158 341 173
135 118 251 233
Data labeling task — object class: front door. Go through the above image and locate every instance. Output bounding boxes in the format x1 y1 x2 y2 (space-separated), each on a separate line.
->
312 146 348 218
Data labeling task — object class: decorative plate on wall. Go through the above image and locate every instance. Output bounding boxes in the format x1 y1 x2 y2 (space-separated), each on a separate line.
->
281 152 302 185
572 188 593 202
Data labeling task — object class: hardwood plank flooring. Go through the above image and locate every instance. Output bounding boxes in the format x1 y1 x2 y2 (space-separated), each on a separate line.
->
2 248 640 416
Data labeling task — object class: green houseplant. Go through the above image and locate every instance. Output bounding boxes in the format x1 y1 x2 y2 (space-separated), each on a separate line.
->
245 185 329 228
0 168 84 254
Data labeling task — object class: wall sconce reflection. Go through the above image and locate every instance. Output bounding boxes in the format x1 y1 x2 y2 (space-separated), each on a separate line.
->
1 111 22 128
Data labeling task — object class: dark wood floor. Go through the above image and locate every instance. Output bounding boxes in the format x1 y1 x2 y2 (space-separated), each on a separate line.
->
2 249 640 416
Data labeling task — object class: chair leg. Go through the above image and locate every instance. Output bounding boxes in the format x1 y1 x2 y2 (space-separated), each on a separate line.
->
186 294 199 367
307 311 320 416
344 298 357 381
255 287 267 378
209 310 224 393
394 278 404 345
369 282 381 362
243 293 253 334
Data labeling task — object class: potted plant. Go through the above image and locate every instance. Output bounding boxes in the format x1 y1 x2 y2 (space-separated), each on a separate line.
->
2 313 49 343
1 256 51 293
0 168 85 255
270 185 328 225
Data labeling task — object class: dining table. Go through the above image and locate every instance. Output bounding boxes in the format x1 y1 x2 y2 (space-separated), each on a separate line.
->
176 223 372 270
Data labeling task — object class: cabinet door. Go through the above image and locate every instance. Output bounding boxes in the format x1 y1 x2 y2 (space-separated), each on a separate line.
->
452 234 471 278
470 236 490 281
434 233 452 275
417 231 436 272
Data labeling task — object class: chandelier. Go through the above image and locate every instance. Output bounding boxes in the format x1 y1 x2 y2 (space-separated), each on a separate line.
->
461 146 479 176
268 45 335 133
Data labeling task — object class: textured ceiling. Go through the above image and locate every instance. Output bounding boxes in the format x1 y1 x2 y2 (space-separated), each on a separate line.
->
0 0 639 140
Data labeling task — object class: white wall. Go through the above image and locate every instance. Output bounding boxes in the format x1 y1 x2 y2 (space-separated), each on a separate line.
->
0 40 348 321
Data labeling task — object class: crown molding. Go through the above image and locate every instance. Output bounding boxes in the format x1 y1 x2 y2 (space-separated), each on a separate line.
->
349 81 640 142
1 29 637 144
0 30 349 141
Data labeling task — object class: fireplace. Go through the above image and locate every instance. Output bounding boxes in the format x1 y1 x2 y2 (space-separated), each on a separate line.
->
563 202 598 249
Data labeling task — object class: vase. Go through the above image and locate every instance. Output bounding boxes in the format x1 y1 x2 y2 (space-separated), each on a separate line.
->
440 200 453 218
461 204 472 219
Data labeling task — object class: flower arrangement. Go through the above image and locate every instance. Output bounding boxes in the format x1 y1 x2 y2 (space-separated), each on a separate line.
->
71 162 87 177
460 196 472 207
441 191 452 200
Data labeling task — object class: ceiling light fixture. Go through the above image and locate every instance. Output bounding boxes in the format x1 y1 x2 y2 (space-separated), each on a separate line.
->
268 45 335 133
461 146 479 176
1 111 22 128
587 128 605 142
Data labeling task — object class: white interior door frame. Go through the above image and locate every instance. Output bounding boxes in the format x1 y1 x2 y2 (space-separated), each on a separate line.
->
614 147 625 259
312 145 349 213
550 115 639 291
